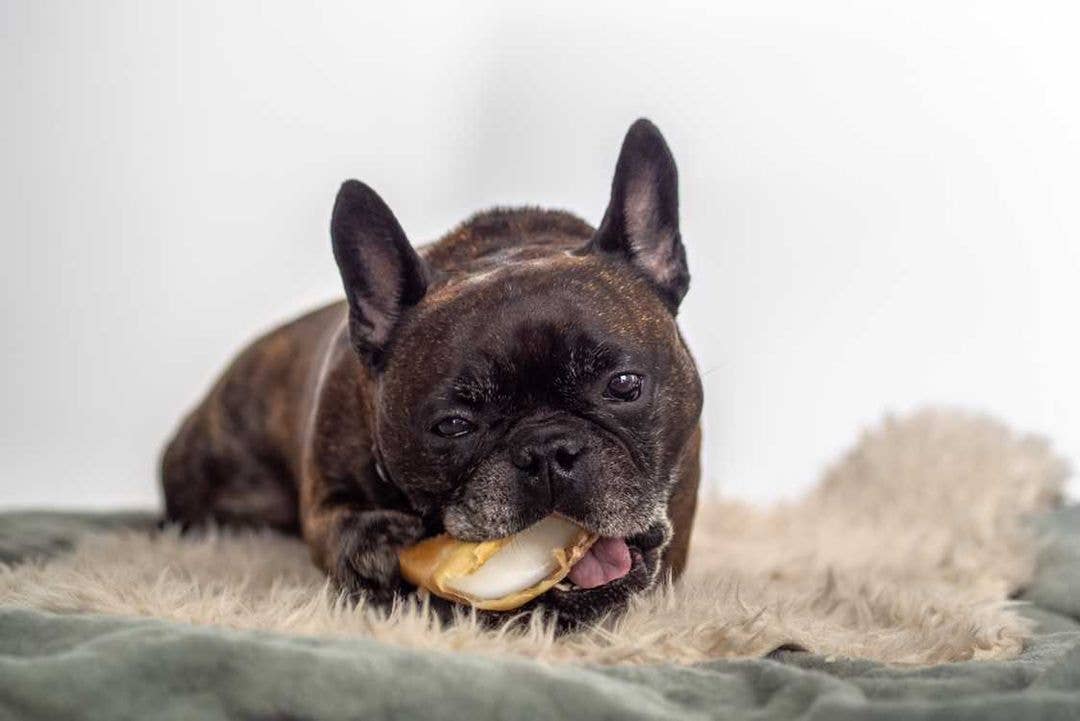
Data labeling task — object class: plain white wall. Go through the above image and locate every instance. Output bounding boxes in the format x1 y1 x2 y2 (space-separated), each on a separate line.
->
2 0 1078 509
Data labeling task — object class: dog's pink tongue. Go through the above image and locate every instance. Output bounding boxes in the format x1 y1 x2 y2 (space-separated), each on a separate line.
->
567 537 631 589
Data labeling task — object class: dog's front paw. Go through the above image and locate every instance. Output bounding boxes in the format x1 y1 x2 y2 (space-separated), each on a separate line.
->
331 509 425 608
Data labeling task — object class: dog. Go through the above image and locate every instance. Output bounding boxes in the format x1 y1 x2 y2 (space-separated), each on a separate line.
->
161 119 703 628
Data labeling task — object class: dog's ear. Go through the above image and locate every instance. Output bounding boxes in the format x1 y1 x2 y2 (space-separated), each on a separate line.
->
331 180 429 366
589 118 689 310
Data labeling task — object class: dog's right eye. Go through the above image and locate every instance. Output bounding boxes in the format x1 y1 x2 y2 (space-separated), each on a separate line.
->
433 416 476 438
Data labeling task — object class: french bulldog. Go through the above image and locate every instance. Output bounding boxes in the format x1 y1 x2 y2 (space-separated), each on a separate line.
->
161 119 702 628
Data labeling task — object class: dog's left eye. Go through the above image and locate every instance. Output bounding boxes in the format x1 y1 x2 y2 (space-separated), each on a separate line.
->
604 373 644 402
433 416 476 438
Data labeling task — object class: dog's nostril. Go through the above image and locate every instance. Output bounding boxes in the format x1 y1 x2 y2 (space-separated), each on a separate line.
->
512 446 537 471
553 444 581 471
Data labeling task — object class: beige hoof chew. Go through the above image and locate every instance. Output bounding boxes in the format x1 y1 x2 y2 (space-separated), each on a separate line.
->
398 515 598 611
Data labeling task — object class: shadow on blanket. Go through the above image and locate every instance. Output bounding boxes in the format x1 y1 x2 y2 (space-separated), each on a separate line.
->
0 409 1067 666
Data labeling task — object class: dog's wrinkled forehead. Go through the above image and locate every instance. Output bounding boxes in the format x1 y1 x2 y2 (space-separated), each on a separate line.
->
451 320 618 412
379 255 672 413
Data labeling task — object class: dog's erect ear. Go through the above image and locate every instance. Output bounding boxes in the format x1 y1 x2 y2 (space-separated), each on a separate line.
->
589 118 689 310
331 180 429 366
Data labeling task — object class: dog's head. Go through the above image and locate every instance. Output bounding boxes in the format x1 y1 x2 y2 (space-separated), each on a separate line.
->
330 120 702 624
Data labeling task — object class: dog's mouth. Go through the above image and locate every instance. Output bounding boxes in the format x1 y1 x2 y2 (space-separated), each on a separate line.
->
551 543 644 593
545 523 665 598
407 515 669 621
404 519 668 630
564 536 634 588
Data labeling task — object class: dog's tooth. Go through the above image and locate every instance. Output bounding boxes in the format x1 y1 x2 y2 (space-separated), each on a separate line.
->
398 515 597 611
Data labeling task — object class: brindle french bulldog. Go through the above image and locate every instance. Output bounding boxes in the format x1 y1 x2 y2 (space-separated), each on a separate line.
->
161 119 702 628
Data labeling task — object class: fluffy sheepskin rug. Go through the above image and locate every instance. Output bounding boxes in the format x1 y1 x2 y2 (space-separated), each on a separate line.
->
0 410 1067 666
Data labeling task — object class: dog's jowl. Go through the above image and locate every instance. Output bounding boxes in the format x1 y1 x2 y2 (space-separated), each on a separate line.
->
161 119 703 628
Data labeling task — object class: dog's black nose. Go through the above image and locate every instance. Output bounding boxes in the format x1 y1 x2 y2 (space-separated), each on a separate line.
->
511 434 585 473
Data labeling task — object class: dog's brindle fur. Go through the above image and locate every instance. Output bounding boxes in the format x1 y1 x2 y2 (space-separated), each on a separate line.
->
161 120 703 628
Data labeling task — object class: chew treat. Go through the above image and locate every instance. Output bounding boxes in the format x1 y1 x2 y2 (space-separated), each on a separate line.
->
398 515 598 611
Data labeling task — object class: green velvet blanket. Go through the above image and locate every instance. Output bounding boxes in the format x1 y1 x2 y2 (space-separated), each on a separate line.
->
1 508 1078 721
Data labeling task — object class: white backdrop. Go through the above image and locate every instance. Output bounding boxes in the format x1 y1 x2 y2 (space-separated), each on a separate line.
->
2 1 1078 509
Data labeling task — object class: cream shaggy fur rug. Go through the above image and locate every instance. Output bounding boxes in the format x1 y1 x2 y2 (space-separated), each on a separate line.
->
0 410 1067 666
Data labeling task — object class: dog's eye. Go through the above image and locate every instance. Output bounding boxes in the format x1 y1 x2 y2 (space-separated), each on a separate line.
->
604 373 643 402
433 416 476 438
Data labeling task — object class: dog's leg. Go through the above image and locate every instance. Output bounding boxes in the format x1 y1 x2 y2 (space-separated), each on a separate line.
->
301 499 425 607
161 407 299 533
